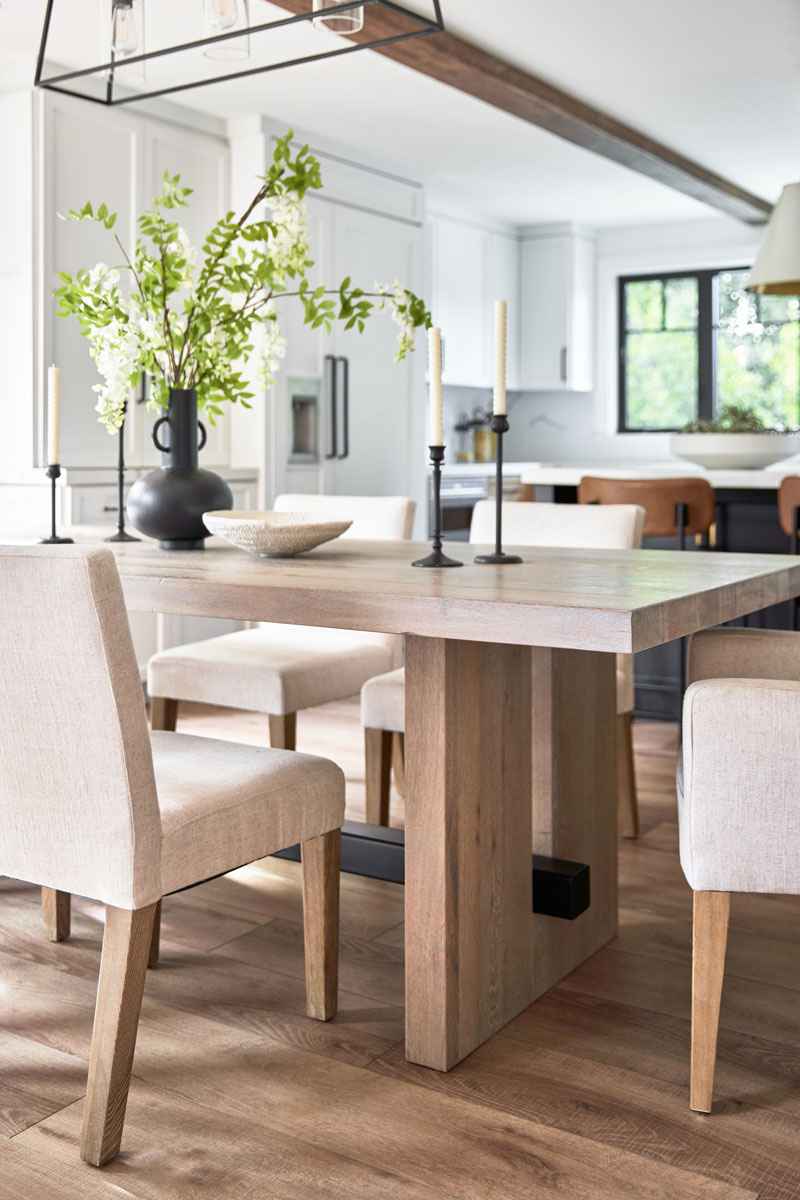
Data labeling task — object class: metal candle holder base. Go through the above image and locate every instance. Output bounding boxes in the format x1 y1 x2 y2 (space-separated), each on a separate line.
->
474 414 522 565
40 464 74 545
413 445 462 568
104 405 140 543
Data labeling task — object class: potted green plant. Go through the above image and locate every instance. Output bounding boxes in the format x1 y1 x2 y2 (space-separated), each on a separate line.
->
55 130 431 548
671 403 800 469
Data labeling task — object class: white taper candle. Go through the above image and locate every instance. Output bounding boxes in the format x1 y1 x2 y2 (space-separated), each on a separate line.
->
428 326 443 446
493 299 507 416
47 364 60 465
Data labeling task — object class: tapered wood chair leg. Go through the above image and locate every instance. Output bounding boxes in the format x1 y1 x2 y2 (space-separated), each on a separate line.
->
147 899 161 968
269 712 297 751
392 731 406 797
365 728 392 825
300 829 340 1021
81 903 158 1166
42 887 71 942
616 712 639 839
150 696 178 732
691 890 730 1114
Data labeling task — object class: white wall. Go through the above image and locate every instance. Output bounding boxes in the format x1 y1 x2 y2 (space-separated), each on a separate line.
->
504 215 762 464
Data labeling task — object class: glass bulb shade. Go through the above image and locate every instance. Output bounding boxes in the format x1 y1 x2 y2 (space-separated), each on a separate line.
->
205 0 238 30
312 0 364 34
746 182 800 296
203 0 250 59
111 0 138 58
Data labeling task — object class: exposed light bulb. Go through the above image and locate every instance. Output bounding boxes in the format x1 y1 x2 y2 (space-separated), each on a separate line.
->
111 0 138 58
312 0 364 35
205 0 238 30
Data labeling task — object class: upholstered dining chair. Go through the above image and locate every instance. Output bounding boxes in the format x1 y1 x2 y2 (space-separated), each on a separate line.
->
0 545 345 1166
148 493 415 749
680 626 800 1113
361 499 646 836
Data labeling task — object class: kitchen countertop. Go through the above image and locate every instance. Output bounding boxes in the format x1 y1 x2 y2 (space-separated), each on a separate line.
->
518 460 800 491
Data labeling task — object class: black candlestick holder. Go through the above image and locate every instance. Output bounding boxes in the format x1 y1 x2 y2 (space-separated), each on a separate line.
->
40 464 74 545
104 405 140 543
474 413 522 565
413 445 462 568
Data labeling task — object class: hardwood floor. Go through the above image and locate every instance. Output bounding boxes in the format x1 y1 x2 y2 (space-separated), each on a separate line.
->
2 699 798 1198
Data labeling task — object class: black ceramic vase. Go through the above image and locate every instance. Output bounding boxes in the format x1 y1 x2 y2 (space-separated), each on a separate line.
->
126 389 233 550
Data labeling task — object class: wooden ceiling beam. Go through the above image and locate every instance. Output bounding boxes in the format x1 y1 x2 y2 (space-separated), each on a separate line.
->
270 2 772 224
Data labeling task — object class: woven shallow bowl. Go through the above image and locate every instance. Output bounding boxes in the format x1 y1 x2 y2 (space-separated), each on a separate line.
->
203 511 353 557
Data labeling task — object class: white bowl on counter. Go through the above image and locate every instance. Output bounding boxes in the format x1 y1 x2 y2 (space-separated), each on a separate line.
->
203 510 353 557
670 432 800 470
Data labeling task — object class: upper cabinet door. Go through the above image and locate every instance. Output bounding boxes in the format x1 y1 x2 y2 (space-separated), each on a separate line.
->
141 123 230 466
429 216 492 387
490 232 521 392
520 233 595 393
43 94 143 469
326 205 424 498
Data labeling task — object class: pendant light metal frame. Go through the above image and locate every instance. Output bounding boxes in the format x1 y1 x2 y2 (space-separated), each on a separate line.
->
35 0 445 106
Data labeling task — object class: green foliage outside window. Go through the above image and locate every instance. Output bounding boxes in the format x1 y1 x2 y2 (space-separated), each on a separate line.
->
620 268 800 432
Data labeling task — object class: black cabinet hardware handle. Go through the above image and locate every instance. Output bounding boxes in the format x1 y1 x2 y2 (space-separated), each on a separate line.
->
337 356 349 461
324 353 337 459
560 346 568 383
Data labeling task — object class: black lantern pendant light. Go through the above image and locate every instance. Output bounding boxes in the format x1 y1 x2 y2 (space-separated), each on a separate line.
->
35 0 444 106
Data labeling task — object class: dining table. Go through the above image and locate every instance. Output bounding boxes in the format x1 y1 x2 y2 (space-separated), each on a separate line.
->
108 534 800 1073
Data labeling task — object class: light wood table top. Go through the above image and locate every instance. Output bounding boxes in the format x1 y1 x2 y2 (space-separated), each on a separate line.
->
110 536 800 654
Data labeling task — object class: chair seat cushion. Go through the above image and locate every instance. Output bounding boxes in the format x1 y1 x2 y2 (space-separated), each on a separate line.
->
152 731 345 896
148 626 397 716
362 661 631 733
361 667 406 732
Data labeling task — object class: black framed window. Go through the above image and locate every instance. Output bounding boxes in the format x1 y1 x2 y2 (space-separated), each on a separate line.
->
618 267 800 432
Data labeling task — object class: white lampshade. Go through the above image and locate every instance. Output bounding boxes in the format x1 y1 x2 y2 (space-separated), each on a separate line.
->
746 182 800 296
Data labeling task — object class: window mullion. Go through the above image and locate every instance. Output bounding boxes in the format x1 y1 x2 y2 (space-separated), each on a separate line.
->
697 272 714 422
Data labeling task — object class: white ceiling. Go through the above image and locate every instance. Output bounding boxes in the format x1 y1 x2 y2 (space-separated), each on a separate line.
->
2 0 798 228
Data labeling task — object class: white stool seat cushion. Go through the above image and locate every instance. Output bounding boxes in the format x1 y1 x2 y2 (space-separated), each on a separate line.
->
152 731 344 896
678 678 800 894
362 660 632 733
148 626 397 716
361 667 406 732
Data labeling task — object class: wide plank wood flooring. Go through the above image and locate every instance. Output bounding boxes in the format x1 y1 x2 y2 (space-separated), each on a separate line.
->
2 699 798 1199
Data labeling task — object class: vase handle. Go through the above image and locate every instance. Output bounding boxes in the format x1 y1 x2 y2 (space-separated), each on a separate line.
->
197 421 207 452
152 416 170 453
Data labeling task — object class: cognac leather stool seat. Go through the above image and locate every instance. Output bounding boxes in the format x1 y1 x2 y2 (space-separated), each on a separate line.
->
777 476 800 629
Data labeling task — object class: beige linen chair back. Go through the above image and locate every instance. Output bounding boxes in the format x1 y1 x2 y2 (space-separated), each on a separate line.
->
0 546 160 909
469 500 645 550
274 494 415 540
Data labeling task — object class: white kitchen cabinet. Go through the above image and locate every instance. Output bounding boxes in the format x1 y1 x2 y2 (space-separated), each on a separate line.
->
429 215 492 387
428 216 520 389
271 196 425 509
520 230 595 392
325 205 424 497
490 231 521 391
40 91 230 473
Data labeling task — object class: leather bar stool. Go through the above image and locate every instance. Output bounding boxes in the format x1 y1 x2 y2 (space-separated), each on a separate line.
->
578 476 716 712
777 476 800 630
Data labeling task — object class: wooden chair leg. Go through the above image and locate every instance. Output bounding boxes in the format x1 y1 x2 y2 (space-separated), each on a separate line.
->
392 731 406 797
81 903 158 1166
269 712 297 751
147 899 161 968
616 712 639 839
42 888 71 942
150 696 178 732
365 728 392 826
691 890 730 1114
300 830 340 1021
